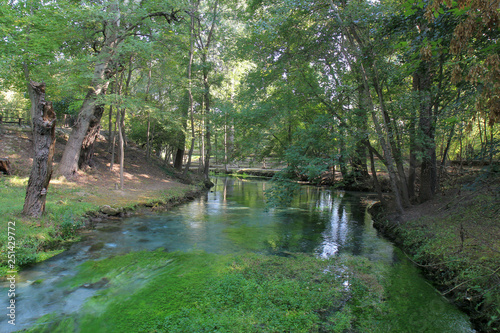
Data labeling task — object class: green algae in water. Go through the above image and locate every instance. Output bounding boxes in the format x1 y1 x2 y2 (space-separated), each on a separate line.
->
26 249 473 333
222 224 280 251
372 249 474 333
28 251 363 333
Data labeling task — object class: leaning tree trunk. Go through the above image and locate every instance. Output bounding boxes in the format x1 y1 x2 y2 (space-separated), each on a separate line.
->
23 81 56 218
57 3 117 179
79 104 105 169
58 77 111 178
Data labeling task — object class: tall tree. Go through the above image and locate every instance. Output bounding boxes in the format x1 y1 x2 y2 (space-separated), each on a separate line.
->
183 0 199 177
58 1 181 178
23 81 56 217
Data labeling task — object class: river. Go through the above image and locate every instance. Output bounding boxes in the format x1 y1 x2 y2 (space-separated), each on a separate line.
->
1 177 474 332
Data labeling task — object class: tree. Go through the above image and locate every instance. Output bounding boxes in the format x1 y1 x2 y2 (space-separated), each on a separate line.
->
182 0 199 177
58 1 181 178
23 81 56 217
0 0 68 125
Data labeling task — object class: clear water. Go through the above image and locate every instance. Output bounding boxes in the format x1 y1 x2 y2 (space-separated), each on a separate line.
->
0 177 474 332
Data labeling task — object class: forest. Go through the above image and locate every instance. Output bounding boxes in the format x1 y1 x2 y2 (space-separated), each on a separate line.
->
0 0 499 331
0 0 498 209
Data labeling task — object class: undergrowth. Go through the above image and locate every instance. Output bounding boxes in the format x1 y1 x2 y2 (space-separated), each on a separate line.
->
377 170 500 331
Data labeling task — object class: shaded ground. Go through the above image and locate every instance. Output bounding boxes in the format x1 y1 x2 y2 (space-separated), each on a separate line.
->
0 125 192 208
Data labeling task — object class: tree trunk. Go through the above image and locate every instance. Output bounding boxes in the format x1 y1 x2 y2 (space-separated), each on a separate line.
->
203 116 211 180
145 63 152 161
201 113 205 171
78 104 104 169
174 101 188 171
23 81 56 218
174 147 185 170
58 70 111 178
371 73 410 207
0 158 11 175
183 8 197 177
202 62 212 180
408 77 418 201
358 68 404 213
224 119 228 173
118 109 124 190
415 62 436 202
110 106 119 171
369 144 385 206
196 0 218 181
352 84 370 182
337 19 404 213
146 112 151 160
438 122 455 185
108 103 114 151
58 2 119 178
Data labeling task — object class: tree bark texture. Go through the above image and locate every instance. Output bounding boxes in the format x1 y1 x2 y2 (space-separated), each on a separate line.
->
0 158 11 175
78 104 105 169
23 81 56 218
415 63 437 202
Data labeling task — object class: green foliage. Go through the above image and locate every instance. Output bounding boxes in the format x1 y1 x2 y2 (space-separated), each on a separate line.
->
265 171 301 207
128 112 183 153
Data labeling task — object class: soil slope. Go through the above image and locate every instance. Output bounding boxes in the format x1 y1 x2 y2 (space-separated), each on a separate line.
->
0 126 192 208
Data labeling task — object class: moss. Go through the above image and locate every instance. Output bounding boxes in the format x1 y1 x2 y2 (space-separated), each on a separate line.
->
222 224 277 251
27 251 360 332
88 242 105 252
26 249 472 332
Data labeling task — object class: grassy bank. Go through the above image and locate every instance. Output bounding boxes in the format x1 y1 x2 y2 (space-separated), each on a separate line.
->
373 170 500 331
0 175 201 278
0 128 205 278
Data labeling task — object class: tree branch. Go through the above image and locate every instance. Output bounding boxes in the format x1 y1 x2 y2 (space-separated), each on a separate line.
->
118 9 183 43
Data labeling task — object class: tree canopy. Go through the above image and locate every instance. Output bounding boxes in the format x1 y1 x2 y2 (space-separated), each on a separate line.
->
0 0 498 208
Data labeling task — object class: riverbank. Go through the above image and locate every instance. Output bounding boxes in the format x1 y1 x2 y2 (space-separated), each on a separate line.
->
371 169 500 332
0 127 207 278
9 178 473 333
